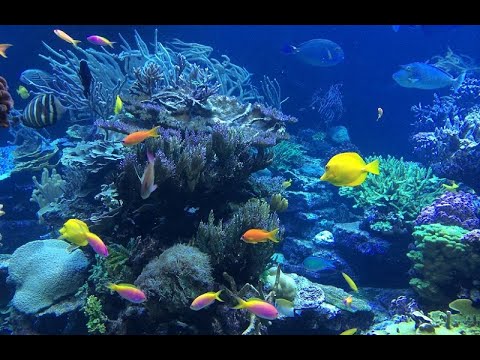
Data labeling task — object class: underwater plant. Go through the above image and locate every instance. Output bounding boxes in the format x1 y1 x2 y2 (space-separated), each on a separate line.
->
83 295 108 335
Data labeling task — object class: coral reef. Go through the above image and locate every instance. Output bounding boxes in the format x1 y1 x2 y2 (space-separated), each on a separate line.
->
0 76 13 128
30 168 66 223
262 266 297 301
7 240 89 314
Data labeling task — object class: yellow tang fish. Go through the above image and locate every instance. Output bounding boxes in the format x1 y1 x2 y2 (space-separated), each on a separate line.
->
282 179 292 189
320 152 379 187
340 328 357 335
17 85 30 99
442 181 459 192
342 272 358 292
114 95 123 115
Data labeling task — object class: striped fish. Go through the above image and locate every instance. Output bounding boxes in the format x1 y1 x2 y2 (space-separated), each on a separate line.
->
22 94 65 128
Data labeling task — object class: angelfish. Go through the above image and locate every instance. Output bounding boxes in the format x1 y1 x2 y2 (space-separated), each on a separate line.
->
138 151 158 200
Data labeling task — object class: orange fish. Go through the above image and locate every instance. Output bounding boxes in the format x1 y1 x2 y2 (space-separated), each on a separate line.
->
122 126 160 146
0 44 13 58
241 228 279 244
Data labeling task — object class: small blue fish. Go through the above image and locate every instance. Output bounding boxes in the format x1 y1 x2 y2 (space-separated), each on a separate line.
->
282 39 344 67
393 62 466 92
303 256 335 272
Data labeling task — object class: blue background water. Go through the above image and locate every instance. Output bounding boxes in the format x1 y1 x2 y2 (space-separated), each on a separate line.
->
1 25 479 155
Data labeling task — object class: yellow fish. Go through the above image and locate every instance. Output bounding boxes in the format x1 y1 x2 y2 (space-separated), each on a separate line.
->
340 328 357 335
0 44 13 58
282 179 292 189
114 95 123 115
53 29 81 47
320 152 379 187
442 181 459 192
17 85 30 99
58 219 90 248
342 272 358 292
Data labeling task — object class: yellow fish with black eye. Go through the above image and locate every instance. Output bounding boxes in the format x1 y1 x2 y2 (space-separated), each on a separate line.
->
17 85 29 99
442 180 459 192
282 179 292 189
320 152 379 187
114 95 123 115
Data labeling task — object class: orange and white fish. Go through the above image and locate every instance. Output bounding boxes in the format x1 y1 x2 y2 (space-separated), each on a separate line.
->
0 44 13 58
377 107 383 121
122 126 160 146
53 29 81 47
241 228 279 244
107 283 146 303
139 151 158 200
190 290 224 310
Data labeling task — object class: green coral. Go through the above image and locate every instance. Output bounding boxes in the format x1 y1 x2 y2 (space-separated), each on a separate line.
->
339 155 444 232
270 140 306 172
407 224 472 303
319 284 371 313
83 295 108 335
195 198 282 284
30 168 66 223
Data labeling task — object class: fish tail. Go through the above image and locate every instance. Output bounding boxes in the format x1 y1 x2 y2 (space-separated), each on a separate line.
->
453 71 466 93
148 126 160 138
268 228 280 243
364 159 380 175
215 290 224 302
72 40 81 47
232 297 247 309
281 44 297 55
108 42 116 49
0 51 6 58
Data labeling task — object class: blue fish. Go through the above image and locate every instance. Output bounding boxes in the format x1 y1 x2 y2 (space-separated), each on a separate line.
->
393 62 466 92
303 256 335 271
282 39 344 67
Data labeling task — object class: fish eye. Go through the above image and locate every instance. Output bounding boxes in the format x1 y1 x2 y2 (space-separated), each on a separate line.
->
406 65 412 71
325 165 330 170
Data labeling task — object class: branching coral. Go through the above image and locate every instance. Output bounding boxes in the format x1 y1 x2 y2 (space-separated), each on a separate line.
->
339 155 445 236
194 198 282 284
309 83 344 128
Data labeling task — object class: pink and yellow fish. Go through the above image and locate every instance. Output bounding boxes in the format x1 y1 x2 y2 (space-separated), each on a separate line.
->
107 283 146 303
0 44 13 58
233 297 278 320
241 228 279 244
53 29 81 47
87 35 115 48
190 290 224 310
139 151 158 200
122 126 160 146
85 232 109 257
58 218 108 257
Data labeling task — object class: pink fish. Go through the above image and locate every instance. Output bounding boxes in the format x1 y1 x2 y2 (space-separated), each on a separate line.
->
107 283 146 303
86 232 109 257
87 35 115 48
233 297 278 320
190 290 224 311
139 151 158 200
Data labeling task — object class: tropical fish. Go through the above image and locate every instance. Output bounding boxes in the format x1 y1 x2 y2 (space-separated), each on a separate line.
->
393 62 466 92
107 283 146 303
320 152 380 187
58 218 108 257
233 297 278 320
275 299 303 318
22 94 65 128
343 295 353 307
442 181 459 192
54 29 81 47
342 272 358 292
282 39 344 67
0 44 13 58
139 151 158 200
78 60 92 99
114 95 123 115
16 85 30 99
377 107 383 121
303 256 335 272
85 231 109 257
190 290 224 310
241 228 279 244
282 179 292 189
122 126 160 146
20 69 55 87
340 328 357 335
87 35 115 48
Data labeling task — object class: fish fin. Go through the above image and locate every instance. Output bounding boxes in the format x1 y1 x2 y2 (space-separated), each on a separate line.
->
281 44 297 55
215 290 224 302
364 159 380 175
232 297 247 309
108 42 116 48
453 71 466 93
293 309 303 316
268 228 280 243
409 78 419 84
344 173 368 187
149 184 158 194
148 126 160 138
147 151 155 164
72 40 81 47
133 163 142 182
66 244 80 253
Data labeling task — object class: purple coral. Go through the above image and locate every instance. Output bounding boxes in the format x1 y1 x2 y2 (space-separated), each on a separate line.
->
254 103 298 124
415 191 480 230
461 229 480 251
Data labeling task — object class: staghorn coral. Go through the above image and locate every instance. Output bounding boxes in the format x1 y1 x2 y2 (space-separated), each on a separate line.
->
30 168 66 223
195 198 282 284
339 155 445 237
0 76 13 128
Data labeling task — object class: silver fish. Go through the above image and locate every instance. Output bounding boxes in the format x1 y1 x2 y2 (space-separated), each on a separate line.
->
139 152 157 200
